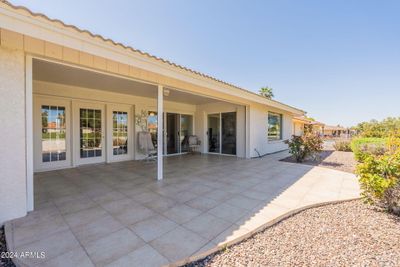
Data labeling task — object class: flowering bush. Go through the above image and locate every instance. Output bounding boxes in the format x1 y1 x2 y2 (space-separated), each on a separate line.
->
286 133 323 162
356 137 400 215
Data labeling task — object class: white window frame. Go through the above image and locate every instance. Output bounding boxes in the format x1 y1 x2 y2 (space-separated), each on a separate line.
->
268 112 283 141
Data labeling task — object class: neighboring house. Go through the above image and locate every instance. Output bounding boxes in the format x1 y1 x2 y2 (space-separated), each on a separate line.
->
292 116 313 136
0 1 305 223
310 121 325 136
292 117 348 139
292 116 326 137
323 125 348 138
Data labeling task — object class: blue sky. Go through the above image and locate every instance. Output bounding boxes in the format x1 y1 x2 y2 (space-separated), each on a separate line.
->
12 0 400 126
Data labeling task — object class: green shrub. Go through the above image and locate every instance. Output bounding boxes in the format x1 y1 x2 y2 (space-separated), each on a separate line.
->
286 133 323 162
333 140 352 152
355 117 400 138
357 148 400 215
351 137 386 162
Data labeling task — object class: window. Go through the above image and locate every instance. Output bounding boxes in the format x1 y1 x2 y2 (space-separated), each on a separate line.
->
112 111 128 155
147 111 158 147
268 112 282 141
41 105 66 162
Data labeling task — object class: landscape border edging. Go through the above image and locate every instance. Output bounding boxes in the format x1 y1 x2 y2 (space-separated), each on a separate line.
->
170 197 361 267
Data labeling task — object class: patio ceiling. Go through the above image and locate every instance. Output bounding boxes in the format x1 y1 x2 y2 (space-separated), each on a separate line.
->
33 59 219 105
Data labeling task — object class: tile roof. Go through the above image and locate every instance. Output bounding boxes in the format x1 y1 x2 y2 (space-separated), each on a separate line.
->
324 125 346 131
293 116 313 123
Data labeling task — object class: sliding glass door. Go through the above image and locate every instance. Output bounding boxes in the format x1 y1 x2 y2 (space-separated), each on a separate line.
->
180 114 193 153
221 112 237 155
166 113 179 154
165 113 193 154
208 112 236 155
207 114 220 153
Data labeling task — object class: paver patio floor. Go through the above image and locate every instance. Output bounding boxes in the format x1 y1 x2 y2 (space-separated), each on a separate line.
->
6 152 360 267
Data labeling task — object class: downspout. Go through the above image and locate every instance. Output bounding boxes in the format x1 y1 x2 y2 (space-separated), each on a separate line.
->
254 148 261 158
252 148 289 159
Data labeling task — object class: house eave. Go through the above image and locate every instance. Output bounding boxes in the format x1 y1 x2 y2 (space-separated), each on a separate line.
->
0 0 305 115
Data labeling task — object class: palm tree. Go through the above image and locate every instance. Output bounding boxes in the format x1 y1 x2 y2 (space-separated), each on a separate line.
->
259 86 274 99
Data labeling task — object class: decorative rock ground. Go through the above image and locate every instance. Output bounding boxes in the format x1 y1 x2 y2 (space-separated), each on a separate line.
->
0 226 15 267
186 200 400 267
282 150 357 173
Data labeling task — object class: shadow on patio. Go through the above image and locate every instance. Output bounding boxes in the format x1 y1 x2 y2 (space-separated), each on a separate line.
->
5 152 359 267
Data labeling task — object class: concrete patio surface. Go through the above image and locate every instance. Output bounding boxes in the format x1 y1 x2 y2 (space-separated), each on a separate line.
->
5 152 360 267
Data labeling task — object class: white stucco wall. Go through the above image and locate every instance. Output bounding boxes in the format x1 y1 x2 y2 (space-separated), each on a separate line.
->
0 47 27 224
249 104 293 157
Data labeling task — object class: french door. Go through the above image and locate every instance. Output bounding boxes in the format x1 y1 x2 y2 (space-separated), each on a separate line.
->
207 112 237 155
34 97 71 171
74 102 105 165
107 104 133 162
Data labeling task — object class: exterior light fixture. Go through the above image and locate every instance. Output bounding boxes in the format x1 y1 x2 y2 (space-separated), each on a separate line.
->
163 89 170 97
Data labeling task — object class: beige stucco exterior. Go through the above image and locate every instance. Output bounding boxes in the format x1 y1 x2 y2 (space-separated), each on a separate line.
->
292 121 305 136
0 2 306 224
0 46 27 223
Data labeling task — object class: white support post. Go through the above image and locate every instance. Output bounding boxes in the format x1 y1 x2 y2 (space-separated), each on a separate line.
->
26 55 34 211
157 85 164 180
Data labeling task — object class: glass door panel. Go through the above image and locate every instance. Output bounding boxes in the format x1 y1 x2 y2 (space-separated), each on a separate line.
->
107 104 132 162
221 112 237 155
180 114 193 153
80 108 103 158
208 113 220 153
147 111 158 148
41 105 67 162
166 113 179 154
112 111 128 155
75 102 105 165
35 97 71 171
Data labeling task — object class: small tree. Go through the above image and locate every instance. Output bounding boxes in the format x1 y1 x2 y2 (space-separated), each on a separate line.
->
259 86 274 99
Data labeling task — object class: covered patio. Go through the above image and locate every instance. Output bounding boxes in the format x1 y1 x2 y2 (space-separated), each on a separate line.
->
6 153 359 267
31 58 248 179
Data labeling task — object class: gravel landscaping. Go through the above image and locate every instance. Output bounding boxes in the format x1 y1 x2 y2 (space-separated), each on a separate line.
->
186 200 400 267
0 226 15 267
281 150 357 173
